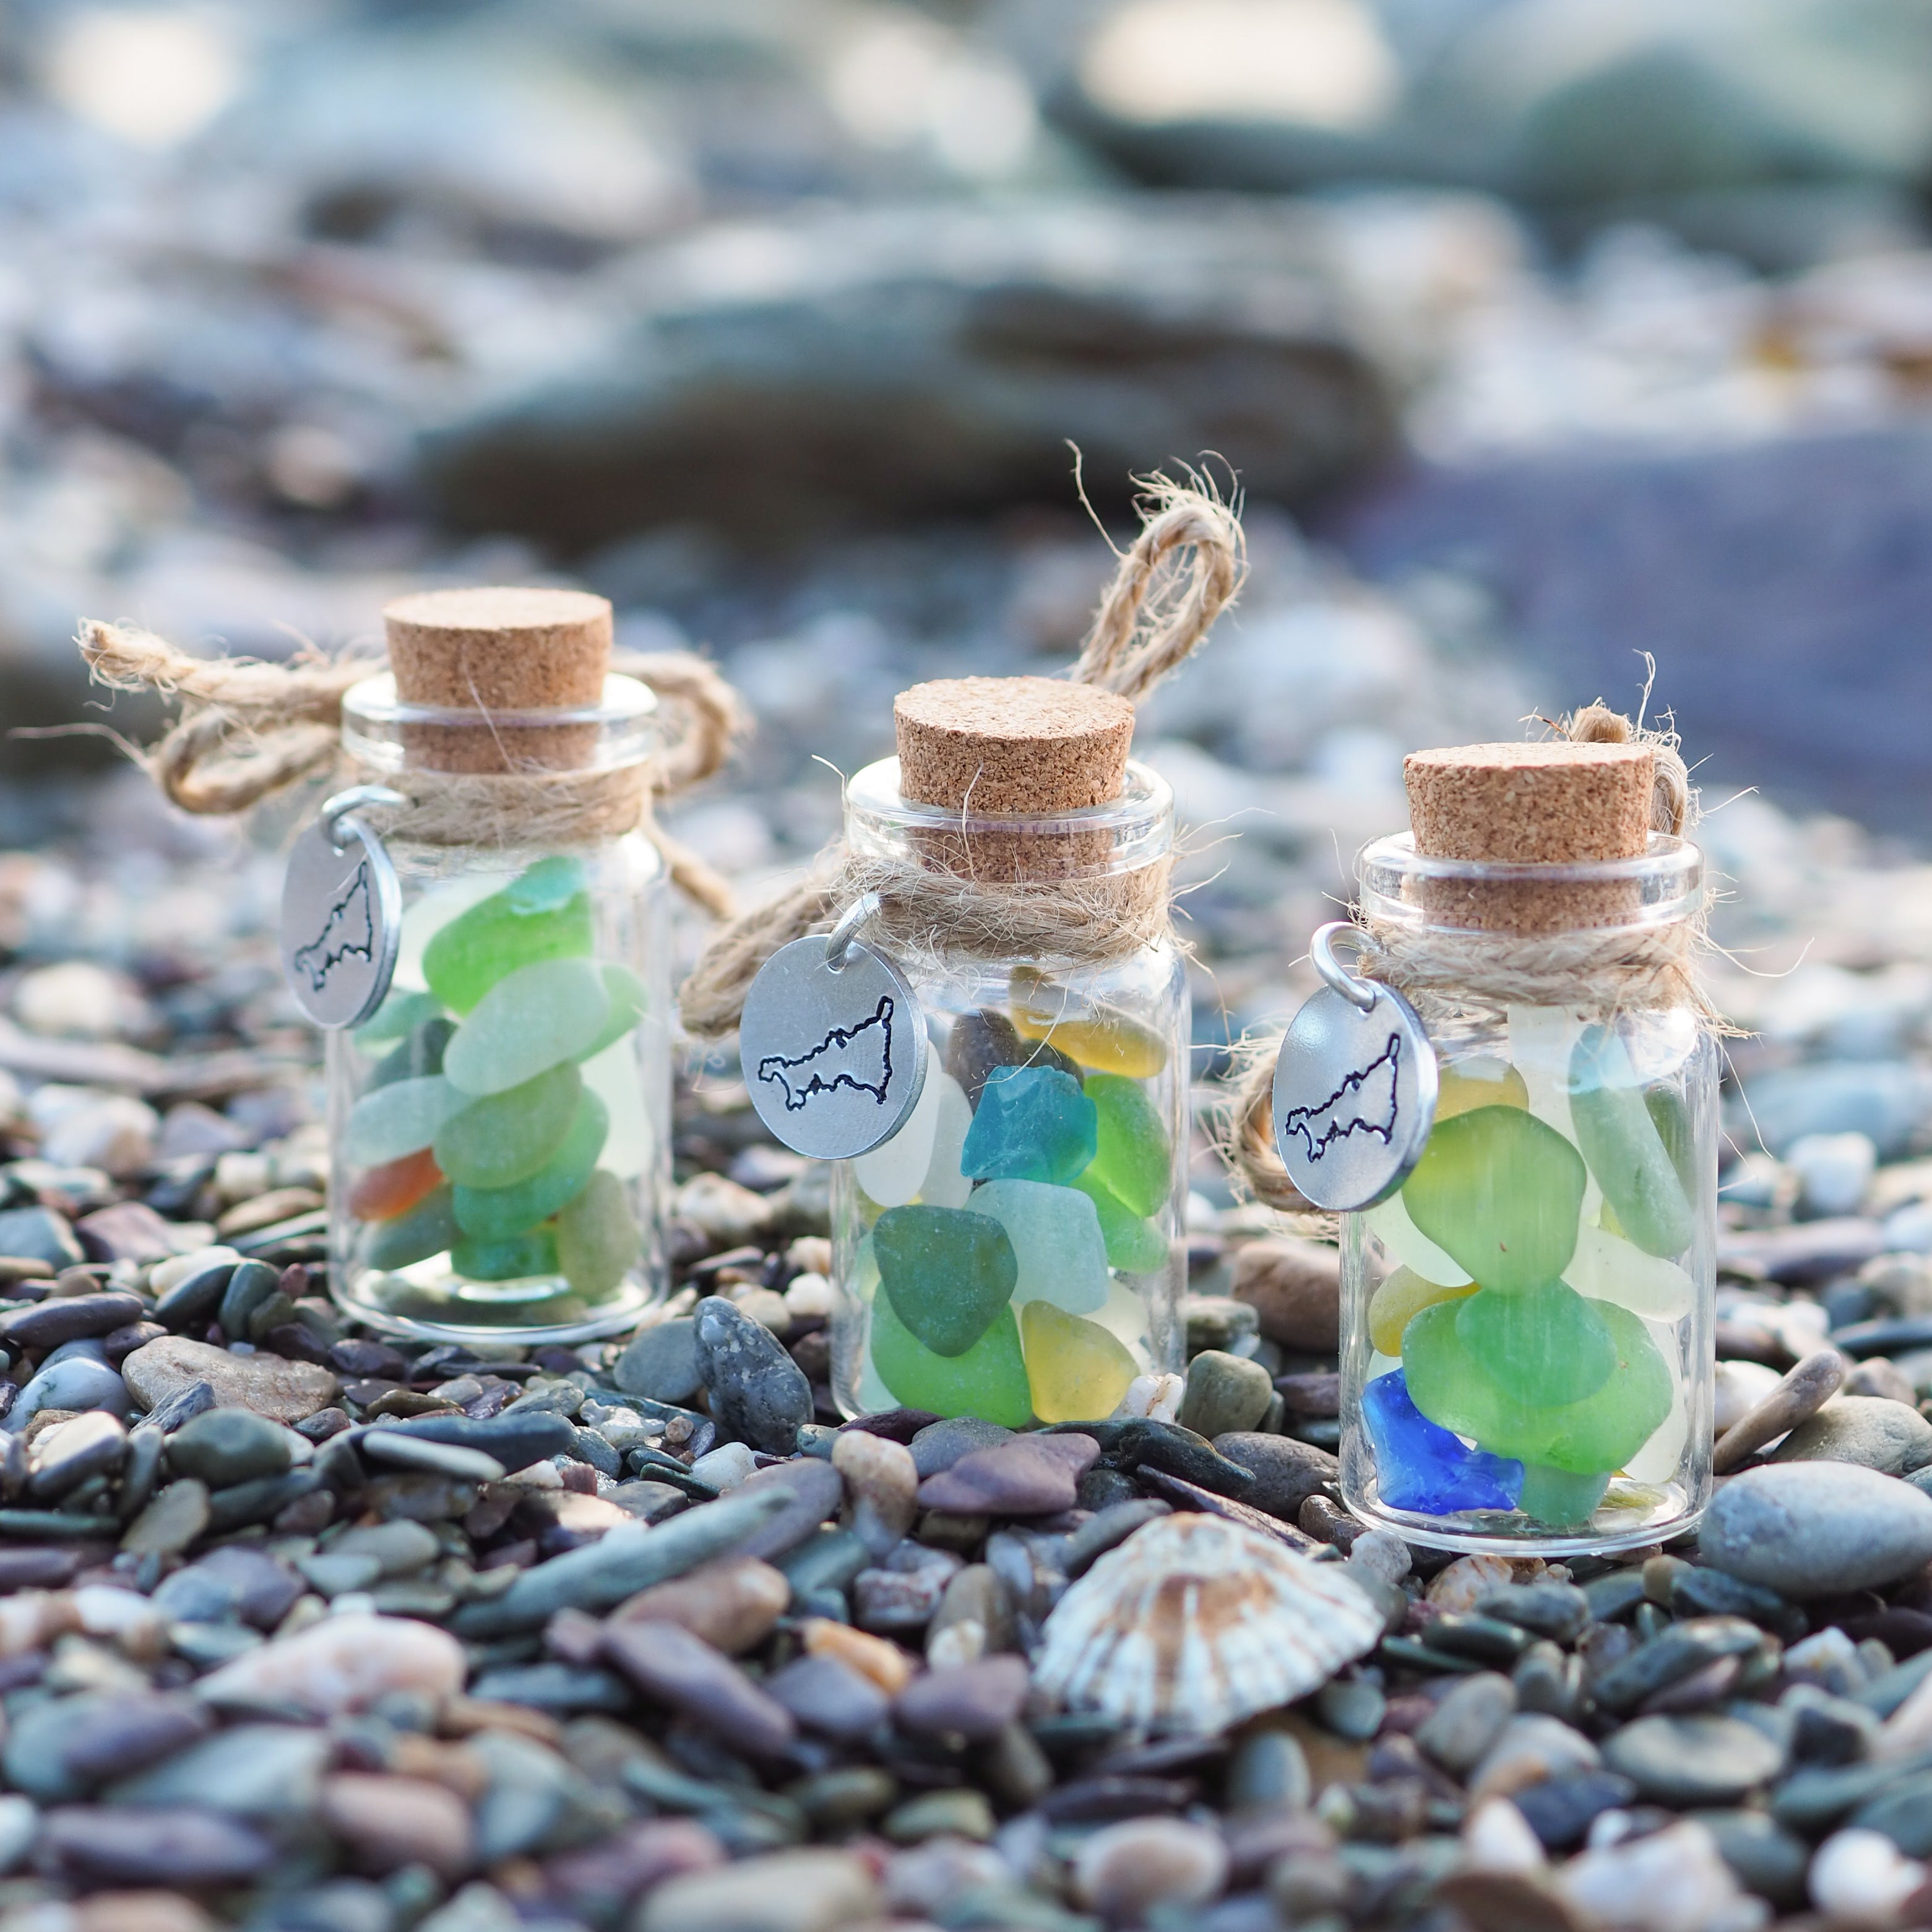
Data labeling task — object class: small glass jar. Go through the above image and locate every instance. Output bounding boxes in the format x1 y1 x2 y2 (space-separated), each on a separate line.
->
327 672 672 1341
1340 832 1715 1555
829 757 1189 1424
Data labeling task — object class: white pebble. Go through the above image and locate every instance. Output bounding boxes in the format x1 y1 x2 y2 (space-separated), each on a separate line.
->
1347 1527 1412 1586
29 1087 157 1178
13 960 147 1040
1558 1819 1762 1932
149 1246 240 1293
1111 1372 1184 1423
1074 1817 1228 1920
784 1270 834 1319
1810 1827 1928 1926
198 1613 465 1717
1714 1359 1785 1434
1462 1797 1545 1874
690 1442 759 1493
832 1428 919 1556
1788 1132 1878 1218
927 1619 986 1670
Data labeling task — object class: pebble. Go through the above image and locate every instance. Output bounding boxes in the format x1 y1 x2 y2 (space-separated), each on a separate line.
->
196 1612 463 1715
909 1415 1014 1477
1701 1460 1932 1596
1772 1394 1932 1473
1175 1350 1274 1438
732 1457 846 1563
1074 1817 1229 1920
319 1772 476 1879
122 1337 340 1424
38 1805 274 1886
1556 1818 1762 1932
1229 1236 1340 1350
604 1618 796 1757
1417 1672 1519 1775
1602 1713 1787 1805
765 1652 891 1739
609 1556 790 1654
1210 1431 1339 1522
894 1655 1029 1740
915 1433 1098 1514
832 1428 917 1556
1469 1714 1602 1800
692 1296 812 1456
1809 1826 1930 1924
1 1291 142 1352
165 1407 292 1488
615 1317 703 1405
637 1848 879 1932
6 1353 130 1431
883 1787 996 1843
802 1618 915 1695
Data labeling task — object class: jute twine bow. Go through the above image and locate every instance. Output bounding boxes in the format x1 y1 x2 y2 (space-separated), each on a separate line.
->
1218 701 1715 1212
75 619 749 918
678 473 1248 1039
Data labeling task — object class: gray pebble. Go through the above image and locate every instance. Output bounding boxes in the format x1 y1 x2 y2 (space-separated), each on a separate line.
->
167 1406 292 1487
1314 1676 1386 1742
121 1477 209 1557
732 1456 846 1563
895 1657 1029 1741
1772 1394 1932 1473
143 1379 218 1434
604 1618 795 1757
1602 1714 1787 1805
1701 1461 1932 1596
1210 1432 1337 1522
1225 1729 1310 1813
375 1409 575 1473
692 1296 812 1456
5 1353 128 1433
1175 1350 1274 1439
27 1411 126 1503
39 1803 274 1886
764 1654 891 1740
614 1317 703 1405
1 1290 142 1353
1416 1672 1517 1774
361 1430 504 1483
152 1543 303 1628
910 1415 1015 1478
0 1208 84 1272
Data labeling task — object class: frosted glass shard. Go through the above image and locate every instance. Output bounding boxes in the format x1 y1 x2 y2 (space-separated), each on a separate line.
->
442 958 611 1097
1564 1222 1694 1321
853 1055 945 1209
347 1075 463 1168
580 1039 654 1181
1624 1317 1691 1486
394 874 502 994
1364 1189 1472 1288
917 1071 975 1210
968 1178 1110 1316
1507 1003 1602 1219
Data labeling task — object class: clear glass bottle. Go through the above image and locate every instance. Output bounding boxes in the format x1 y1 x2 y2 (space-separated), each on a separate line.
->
1339 832 1714 1555
829 756 1189 1424
327 671 671 1342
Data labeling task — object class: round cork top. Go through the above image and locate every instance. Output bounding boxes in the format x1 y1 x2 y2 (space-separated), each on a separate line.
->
384 586 612 712
894 676 1135 814
1406 740 1655 864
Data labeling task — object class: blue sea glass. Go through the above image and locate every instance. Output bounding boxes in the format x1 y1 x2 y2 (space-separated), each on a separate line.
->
1362 1368 1524 1515
959 1065 1097 1186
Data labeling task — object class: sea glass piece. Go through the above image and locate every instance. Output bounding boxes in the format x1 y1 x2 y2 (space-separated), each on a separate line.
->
1083 1074 1170 1217
1646 1082 1699 1197
452 1227 559 1282
1507 1004 1600 1219
347 1076 464 1169
1011 970 1168 1078
1073 1171 1169 1274
360 1186 457 1271
355 989 444 1051
1436 1056 1529 1121
1564 1223 1694 1320
1367 1264 1475 1357
367 1017 455 1093
421 856 594 1014
969 1178 1110 1315
917 1072 974 1210
1454 1281 1618 1408
1364 1190 1472 1288
581 1038 654 1181
853 1056 947 1209
576 965 647 1063
1568 1027 1696 1259
348 1145 444 1223
1361 1369 1523 1514
960 1066 1097 1186
873 1205 1017 1358
944 1010 1080 1109
869 1292 1032 1426
433 1062 582 1190
1516 1465 1611 1528
1624 1318 1690 1484
556 1170 642 1296
1020 1299 1139 1425
453 1090 608 1242
1089 1275 1155 1356
1402 1104 1587 1293
442 958 611 1097
1404 1296 1672 1475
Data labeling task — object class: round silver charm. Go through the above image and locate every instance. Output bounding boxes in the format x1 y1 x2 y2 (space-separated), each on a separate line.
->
1272 923 1437 1211
740 898 928 1160
280 790 403 1029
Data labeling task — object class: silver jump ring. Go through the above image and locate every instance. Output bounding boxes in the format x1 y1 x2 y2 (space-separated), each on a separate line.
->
321 785 407 851
1311 921 1379 1014
824 891 882 973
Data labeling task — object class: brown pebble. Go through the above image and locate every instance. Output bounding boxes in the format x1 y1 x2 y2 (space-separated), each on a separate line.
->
321 1772 475 1879
214 1188 325 1239
1231 1238 1340 1352
121 1335 339 1425
0 1258 53 1288
1713 1348 1845 1473
802 1618 916 1696
75 1893 217 1932
608 1555 790 1655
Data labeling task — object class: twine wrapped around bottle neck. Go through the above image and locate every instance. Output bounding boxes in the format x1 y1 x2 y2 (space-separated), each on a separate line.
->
75 619 749 918
1218 702 1722 1212
678 473 1246 1040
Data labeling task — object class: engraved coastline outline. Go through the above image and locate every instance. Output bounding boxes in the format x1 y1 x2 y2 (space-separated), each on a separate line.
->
756 994 896 1112
1280 1032 1402 1163
291 861 376 993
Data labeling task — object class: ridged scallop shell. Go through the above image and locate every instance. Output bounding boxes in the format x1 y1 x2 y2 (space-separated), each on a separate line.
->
1033 1514 1383 1735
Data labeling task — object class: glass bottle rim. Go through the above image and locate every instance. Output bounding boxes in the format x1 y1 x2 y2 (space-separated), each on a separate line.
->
1358 830 1703 931
340 671 657 772
845 755 1173 873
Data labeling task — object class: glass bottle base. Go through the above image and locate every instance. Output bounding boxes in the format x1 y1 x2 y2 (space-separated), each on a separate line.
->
1345 1478 1705 1560
334 1266 653 1345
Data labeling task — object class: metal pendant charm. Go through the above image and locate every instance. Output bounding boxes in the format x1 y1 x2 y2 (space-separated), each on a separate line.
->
740 893 928 1160
280 786 405 1029
1272 922 1437 1211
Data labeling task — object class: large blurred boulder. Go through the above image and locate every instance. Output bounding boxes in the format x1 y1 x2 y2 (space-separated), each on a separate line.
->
415 197 1399 548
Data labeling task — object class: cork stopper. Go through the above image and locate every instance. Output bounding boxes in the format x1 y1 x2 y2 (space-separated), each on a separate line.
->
895 677 1134 813
1404 739 1655 933
383 586 613 775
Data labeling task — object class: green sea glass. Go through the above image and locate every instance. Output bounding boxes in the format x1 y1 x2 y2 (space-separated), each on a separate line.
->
1082 1074 1170 1218
359 1186 458 1270
556 1170 642 1296
346 1075 463 1169
869 1290 1032 1426
1402 1104 1587 1293
452 1090 608 1241
354 988 443 1049
366 1017 455 1091
433 1062 582 1189
1568 1029 1696 1259
873 1204 1017 1358
1072 1171 1168 1274
1516 1464 1613 1527
1453 1280 1618 1408
421 856 594 1014
960 1066 1097 1186
442 957 611 1097
451 1227 559 1282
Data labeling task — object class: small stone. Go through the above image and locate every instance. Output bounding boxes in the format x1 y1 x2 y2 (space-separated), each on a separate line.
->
1556 1819 1759 1932
910 1415 1016 1477
1701 1461 1932 1597
1226 1728 1311 1812
1809 1827 1930 1925
1788 1132 1878 1217
613 1318 702 1405
121 1478 210 1558
730 1459 846 1564
1231 1236 1340 1350
604 1618 795 1757
1602 1713 1787 1805
329 1520 441 1578
123 1337 339 1425
1469 1714 1601 1800
675 1173 775 1249
362 1431 505 1483
1713 1348 1848 1472
765 1653 892 1740
1772 1394 1932 1474
0 1207 84 1271
1315 1678 1387 1741
196 1612 464 1715
915 1433 1098 1515
1175 1350 1274 1439
38 1806 273 1887
688 1441 758 1493
1713 1358 1785 1433
165 1407 292 1488
692 1296 812 1455
1074 1818 1228 1921
882 1788 996 1844
1 1291 143 1352
609 1555 790 1654
802 1617 915 1695
153 1545 304 1628
374 1410 576 1474
637 1848 879 1932
27 1410 126 1502
833 1428 918 1556
894 1655 1029 1741
1417 1672 1519 1775
320 1772 475 1879
1211 1431 1338 1523
6 1352 129 1433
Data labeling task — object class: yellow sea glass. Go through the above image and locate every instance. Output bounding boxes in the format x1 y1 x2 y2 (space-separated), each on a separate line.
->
1020 1298 1138 1423
1368 1264 1477 1356
1010 969 1168 1078
1436 1056 1529 1121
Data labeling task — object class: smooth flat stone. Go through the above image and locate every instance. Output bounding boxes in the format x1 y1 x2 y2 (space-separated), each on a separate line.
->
421 855 594 1015
376 1409 576 1473
1770 1394 1932 1475
442 957 612 1098
1020 1301 1138 1425
1602 1715 1785 1806
1 1292 142 1352
433 1061 582 1189
916 1432 1098 1514
615 1317 702 1405
874 1204 1017 1358
960 1066 1097 1186
693 1296 813 1455
556 1170 643 1296
5 1354 129 1433
968 1178 1110 1316
1174 1349 1274 1439
1714 1350 1846 1474
1361 1369 1522 1515
123 1337 339 1425
852 1061 947 1209
1568 1027 1696 1261
869 1292 1032 1428
1082 1074 1170 1218
1701 1461 1932 1597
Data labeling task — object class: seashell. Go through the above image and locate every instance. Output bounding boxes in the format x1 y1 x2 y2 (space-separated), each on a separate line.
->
1032 1513 1384 1735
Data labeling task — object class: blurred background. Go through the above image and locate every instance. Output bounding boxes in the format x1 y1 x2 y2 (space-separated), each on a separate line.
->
4 0 1932 1192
